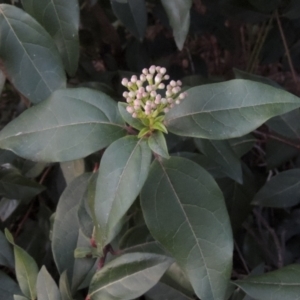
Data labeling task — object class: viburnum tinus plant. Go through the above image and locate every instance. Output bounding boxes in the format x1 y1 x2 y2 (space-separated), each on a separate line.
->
2 2 300 300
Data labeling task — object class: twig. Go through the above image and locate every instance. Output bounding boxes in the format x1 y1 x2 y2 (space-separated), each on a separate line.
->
234 240 250 274
275 9 298 87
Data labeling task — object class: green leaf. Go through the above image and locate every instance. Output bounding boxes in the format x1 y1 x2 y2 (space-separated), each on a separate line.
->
13 296 28 300
22 0 80 76
52 173 92 281
94 136 151 250
59 271 74 300
148 131 170 159
0 4 66 104
267 109 300 139
137 127 151 138
111 0 147 40
161 0 192 50
141 157 233 300
0 88 126 162
88 253 173 299
118 102 144 130
60 159 85 185
234 264 300 300
165 79 300 139
0 229 14 268
152 123 168 134
0 271 21 300
252 169 300 208
37 266 61 300
194 138 243 183
5 229 38 300
228 134 256 157
0 166 45 201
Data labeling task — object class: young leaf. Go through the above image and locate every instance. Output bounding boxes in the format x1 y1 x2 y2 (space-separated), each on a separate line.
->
0 271 21 300
161 0 192 50
37 266 61 300
0 4 66 104
252 169 300 208
0 88 126 162
52 173 92 281
165 79 300 139
148 131 170 159
235 264 300 300
0 230 14 268
111 0 147 40
88 253 173 299
59 271 74 300
94 136 151 251
141 157 233 300
22 0 80 76
5 229 38 300
118 102 144 130
194 138 243 183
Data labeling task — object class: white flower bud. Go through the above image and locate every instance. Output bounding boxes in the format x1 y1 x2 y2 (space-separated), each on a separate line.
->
177 80 182 86
128 82 133 88
134 100 141 105
166 84 172 90
126 97 132 103
155 74 162 83
164 75 170 80
172 87 180 94
142 68 148 75
158 83 165 89
134 105 140 110
167 98 173 103
121 78 128 86
146 74 153 81
179 93 186 100
160 67 167 74
146 85 152 92
166 90 172 97
132 113 137 118
156 66 161 72
140 74 146 81
175 99 180 104
122 91 128 98
164 108 169 113
155 97 161 104
170 103 175 108
136 80 142 87
138 87 145 93
161 98 167 104
149 65 156 74
150 91 157 97
136 93 143 99
142 92 148 98
131 75 137 83
126 106 134 113
170 80 176 87
128 91 135 98
146 100 152 105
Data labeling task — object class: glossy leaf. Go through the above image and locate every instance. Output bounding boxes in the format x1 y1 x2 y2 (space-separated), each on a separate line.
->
37 266 61 300
52 173 92 280
0 271 21 300
194 138 243 183
252 169 300 208
161 0 192 50
118 102 144 130
0 88 126 162
22 0 80 76
141 157 233 300
0 4 66 104
94 136 151 251
0 229 14 268
5 229 38 300
60 159 85 185
0 166 45 201
88 253 173 299
148 131 170 159
235 264 300 300
111 0 147 40
165 79 300 139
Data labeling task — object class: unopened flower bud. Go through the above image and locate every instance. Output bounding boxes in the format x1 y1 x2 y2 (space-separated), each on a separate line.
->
177 80 182 86
131 75 137 83
160 67 167 74
146 85 152 92
175 99 180 104
146 74 153 81
164 108 169 113
126 106 134 113
122 91 128 98
140 74 146 81
121 78 128 86
170 80 176 87
158 83 165 89
164 75 170 80
155 74 162 83
149 65 156 74
142 68 148 75
136 80 142 87
179 93 186 100
132 113 137 118
134 99 141 105
150 91 157 97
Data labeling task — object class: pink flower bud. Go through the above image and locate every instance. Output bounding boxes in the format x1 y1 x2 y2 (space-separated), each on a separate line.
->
131 75 137 83
142 68 148 75
161 98 167 104
146 100 152 105
136 80 142 87
164 75 170 80
167 98 173 103
149 65 156 74
179 93 186 100
177 80 182 86
134 100 141 105
140 74 146 81
126 106 134 113
146 85 152 92
121 78 128 86
155 74 162 83
138 87 145 93
166 90 172 97
146 74 153 81
142 92 148 98
158 83 165 89
132 113 137 118
170 80 176 87
150 91 157 97
164 108 169 113
122 91 128 97
175 99 180 104
160 67 167 74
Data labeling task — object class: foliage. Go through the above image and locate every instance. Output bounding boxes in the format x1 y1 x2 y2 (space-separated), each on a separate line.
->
1 1 300 300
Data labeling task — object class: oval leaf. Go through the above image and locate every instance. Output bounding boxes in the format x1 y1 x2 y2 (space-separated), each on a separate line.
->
88 253 173 299
111 0 147 40
195 138 243 183
141 157 233 300
161 0 192 50
235 264 300 300
165 79 300 139
37 266 61 300
118 102 144 130
252 169 300 208
0 271 21 300
0 88 126 162
22 0 80 76
52 173 92 280
0 229 14 268
0 4 66 104
94 136 151 250
5 229 38 300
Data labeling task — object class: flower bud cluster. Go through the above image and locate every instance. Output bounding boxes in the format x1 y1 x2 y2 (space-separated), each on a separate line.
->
121 66 187 119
